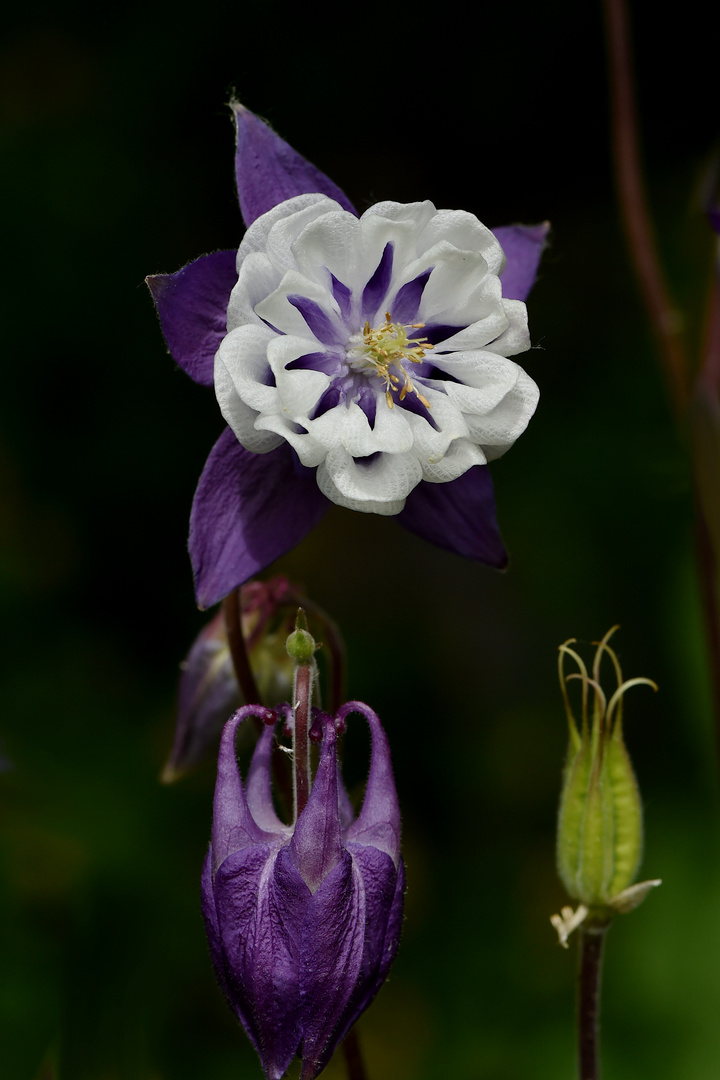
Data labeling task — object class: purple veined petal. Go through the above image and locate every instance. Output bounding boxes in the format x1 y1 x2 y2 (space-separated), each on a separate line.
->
215 843 309 1080
211 705 278 872
285 351 346 376
337 759 356 830
329 847 404 1053
146 250 238 387
361 242 394 321
290 715 344 893
337 702 401 867
189 429 330 609
395 466 508 569
330 274 352 322
245 723 288 834
286 295 347 348
232 102 357 227
494 222 550 302
391 269 432 325
299 852 365 1080
201 848 260 1052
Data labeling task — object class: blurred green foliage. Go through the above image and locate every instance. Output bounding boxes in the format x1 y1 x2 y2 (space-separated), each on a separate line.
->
1 1 719 1077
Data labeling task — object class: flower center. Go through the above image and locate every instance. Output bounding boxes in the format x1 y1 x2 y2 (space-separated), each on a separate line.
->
348 313 433 410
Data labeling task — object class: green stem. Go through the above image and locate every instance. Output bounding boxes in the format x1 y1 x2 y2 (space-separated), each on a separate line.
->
577 922 609 1080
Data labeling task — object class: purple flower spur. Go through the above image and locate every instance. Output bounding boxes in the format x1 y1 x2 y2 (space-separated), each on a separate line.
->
201 700 404 1080
147 105 549 607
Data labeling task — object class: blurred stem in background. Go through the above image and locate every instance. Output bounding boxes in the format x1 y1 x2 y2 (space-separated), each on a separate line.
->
602 0 720 759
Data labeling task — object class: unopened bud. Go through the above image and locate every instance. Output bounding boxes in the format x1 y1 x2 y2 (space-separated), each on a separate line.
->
286 609 316 666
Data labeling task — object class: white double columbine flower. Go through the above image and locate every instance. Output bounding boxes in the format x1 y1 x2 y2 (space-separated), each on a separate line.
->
215 194 539 515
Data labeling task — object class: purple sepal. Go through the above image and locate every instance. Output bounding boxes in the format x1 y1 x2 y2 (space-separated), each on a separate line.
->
232 102 357 227
395 468 508 570
189 429 330 609
494 222 550 302
146 250 238 386
201 704 404 1080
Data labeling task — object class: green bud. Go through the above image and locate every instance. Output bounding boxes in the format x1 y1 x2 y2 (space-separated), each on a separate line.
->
556 628 657 913
286 609 316 666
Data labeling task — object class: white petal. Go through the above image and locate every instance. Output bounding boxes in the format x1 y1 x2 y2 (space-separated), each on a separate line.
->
415 208 506 277
254 269 346 341
483 299 531 358
237 194 341 262
418 249 503 329
421 438 486 482
464 367 540 459
291 210 363 294
254 413 327 467
215 324 280 413
266 335 332 416
343 398 414 457
441 356 521 414
430 349 520 393
399 389 469 464
227 252 281 332
363 200 438 232
264 197 345 274
317 445 422 513
215 365 284 454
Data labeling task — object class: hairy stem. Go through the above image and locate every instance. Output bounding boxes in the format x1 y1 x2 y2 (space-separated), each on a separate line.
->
577 922 609 1080
292 660 313 819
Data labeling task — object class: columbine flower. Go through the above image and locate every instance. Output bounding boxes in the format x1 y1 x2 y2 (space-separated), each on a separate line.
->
201 701 404 1080
551 628 661 945
148 105 548 607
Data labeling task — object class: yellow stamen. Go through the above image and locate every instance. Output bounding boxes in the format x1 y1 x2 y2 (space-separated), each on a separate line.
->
351 314 433 411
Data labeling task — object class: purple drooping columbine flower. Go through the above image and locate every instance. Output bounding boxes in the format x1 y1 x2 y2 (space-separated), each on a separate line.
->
147 105 548 607
201 701 404 1080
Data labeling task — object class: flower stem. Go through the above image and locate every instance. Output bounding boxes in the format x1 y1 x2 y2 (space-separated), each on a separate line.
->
342 1028 368 1080
577 921 609 1080
292 659 313 819
222 588 261 707
300 598 347 715
602 0 688 416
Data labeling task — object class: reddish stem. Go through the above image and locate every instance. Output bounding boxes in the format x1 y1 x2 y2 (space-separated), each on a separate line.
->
222 589 261 707
577 922 609 1080
602 0 688 415
293 661 313 819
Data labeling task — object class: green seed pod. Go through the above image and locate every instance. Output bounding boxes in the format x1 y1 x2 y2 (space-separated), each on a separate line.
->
556 628 655 910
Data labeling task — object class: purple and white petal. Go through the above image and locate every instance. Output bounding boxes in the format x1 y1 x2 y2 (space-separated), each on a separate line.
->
215 196 540 526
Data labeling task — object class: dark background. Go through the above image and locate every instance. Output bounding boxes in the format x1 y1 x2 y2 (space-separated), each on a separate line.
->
2 1 720 1077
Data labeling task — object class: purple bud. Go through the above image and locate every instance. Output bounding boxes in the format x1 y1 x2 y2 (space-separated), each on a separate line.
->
201 702 404 1080
162 577 305 781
